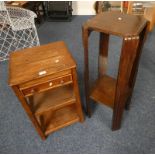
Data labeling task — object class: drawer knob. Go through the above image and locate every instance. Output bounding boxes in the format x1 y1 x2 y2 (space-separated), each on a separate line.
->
49 82 53 86
55 59 59 63
31 89 35 93
118 17 122 21
60 80 64 84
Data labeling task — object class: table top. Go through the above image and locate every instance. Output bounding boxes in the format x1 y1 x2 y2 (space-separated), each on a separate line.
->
83 12 148 37
9 41 76 86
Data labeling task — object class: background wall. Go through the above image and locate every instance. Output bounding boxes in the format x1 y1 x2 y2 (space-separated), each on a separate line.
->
72 1 96 15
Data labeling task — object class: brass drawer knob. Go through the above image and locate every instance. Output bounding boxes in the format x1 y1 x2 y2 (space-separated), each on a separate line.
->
49 82 53 86
31 89 35 93
60 80 64 84
118 17 122 21
55 59 59 63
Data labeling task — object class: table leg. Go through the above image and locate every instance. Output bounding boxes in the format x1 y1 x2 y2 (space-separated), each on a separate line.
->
126 25 148 110
12 86 46 140
98 33 109 77
82 26 91 117
112 37 139 130
72 68 84 122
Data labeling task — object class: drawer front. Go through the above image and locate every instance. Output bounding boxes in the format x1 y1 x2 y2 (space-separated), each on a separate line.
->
19 70 72 90
22 75 72 97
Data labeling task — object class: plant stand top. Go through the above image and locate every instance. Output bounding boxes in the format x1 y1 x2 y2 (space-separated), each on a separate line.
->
83 11 148 37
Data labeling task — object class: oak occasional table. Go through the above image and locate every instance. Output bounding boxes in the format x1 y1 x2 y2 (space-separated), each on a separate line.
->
9 41 84 140
82 12 148 130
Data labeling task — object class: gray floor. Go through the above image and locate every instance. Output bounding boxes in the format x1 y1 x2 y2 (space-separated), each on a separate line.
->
0 16 155 153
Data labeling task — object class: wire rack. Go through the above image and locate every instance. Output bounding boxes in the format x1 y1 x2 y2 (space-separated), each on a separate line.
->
0 2 40 61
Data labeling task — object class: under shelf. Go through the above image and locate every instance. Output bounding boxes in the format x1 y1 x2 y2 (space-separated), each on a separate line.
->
36 105 79 136
90 75 116 109
29 84 76 115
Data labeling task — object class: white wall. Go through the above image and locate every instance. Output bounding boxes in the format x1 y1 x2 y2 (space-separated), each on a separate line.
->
72 1 96 15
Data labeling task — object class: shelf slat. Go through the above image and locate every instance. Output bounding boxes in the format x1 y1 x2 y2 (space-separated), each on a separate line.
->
30 84 76 115
36 105 79 136
90 75 116 109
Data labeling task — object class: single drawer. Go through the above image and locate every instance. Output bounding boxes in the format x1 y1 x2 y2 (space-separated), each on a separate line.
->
22 75 72 97
19 70 72 90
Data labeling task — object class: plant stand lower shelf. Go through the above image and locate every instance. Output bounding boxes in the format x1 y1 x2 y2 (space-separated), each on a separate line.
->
9 41 84 140
90 75 116 109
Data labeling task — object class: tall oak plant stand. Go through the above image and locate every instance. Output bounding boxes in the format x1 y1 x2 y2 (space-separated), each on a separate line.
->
9 41 84 140
82 12 148 130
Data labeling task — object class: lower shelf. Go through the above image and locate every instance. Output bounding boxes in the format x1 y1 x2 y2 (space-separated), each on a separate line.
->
29 84 76 115
36 105 79 136
90 75 116 109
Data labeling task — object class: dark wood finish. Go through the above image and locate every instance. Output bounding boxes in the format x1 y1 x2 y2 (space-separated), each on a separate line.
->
9 41 84 140
83 12 147 37
98 33 109 77
125 22 148 110
82 12 148 130
90 75 116 109
82 26 92 116
112 37 139 130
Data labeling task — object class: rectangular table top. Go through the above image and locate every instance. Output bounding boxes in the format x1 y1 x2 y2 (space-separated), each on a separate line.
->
9 41 76 86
